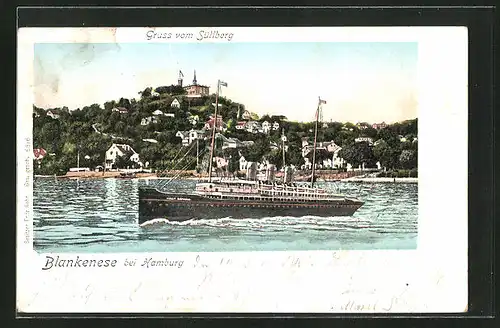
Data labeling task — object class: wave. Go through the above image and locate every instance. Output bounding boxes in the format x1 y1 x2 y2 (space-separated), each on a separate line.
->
138 215 383 232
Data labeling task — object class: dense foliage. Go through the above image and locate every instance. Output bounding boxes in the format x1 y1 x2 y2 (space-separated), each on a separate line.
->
33 85 418 175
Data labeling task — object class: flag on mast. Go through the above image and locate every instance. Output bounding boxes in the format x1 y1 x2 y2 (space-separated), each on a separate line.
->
219 81 228 87
319 98 327 105
179 70 184 78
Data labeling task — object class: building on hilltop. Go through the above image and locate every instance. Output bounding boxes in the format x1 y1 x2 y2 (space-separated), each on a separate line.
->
183 70 210 98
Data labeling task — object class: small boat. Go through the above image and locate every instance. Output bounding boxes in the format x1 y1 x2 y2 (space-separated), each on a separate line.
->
119 172 137 179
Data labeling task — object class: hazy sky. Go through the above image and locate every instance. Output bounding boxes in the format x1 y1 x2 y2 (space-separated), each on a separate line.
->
34 42 418 123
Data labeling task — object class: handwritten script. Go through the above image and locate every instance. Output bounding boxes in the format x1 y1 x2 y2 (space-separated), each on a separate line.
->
146 29 234 42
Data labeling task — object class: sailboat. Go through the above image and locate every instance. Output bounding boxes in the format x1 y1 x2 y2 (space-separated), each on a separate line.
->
137 84 364 224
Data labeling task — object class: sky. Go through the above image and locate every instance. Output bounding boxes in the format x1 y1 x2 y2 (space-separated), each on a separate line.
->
33 42 418 123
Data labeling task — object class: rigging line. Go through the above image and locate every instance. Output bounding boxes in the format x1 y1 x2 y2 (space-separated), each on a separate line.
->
157 153 201 190
158 146 209 190
155 141 196 179
156 142 202 189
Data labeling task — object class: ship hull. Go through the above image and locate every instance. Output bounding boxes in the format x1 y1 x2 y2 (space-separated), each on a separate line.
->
138 187 364 224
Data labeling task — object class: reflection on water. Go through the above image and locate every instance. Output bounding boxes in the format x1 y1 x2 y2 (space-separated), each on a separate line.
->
33 177 418 253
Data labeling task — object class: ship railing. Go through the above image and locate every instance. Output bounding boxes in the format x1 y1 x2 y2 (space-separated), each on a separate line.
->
256 188 345 200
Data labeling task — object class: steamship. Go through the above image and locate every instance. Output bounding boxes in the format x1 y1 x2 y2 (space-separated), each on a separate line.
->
138 81 364 225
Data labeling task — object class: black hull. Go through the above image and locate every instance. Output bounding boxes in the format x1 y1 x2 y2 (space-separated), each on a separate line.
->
138 186 364 224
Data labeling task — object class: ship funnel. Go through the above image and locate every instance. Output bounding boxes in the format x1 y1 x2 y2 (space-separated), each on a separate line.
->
284 166 294 184
266 164 276 183
246 162 257 180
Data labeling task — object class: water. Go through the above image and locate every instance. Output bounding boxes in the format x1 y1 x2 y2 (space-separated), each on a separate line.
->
33 177 418 252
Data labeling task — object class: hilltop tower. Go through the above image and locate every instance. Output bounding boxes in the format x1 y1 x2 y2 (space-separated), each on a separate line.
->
178 70 184 87
193 70 198 85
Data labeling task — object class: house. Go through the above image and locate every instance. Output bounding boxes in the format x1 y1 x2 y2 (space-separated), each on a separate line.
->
170 98 181 108
241 110 252 120
261 121 271 134
235 121 246 130
112 107 129 114
151 90 160 97
46 110 60 119
245 121 261 134
300 139 344 168
215 134 253 150
105 143 141 169
204 115 226 132
322 123 329 129
140 116 158 126
355 137 374 145
239 155 248 171
272 122 280 130
164 113 175 118
152 110 164 116
33 148 47 160
356 122 369 130
372 122 387 130
399 135 408 142
214 156 228 169
176 129 205 146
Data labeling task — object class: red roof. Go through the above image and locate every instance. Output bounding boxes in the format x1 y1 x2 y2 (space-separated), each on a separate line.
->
33 148 47 160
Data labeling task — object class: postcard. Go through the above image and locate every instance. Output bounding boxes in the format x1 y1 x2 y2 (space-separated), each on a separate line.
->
17 26 468 314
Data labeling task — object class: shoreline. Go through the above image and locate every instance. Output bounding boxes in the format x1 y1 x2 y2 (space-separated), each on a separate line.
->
34 174 418 183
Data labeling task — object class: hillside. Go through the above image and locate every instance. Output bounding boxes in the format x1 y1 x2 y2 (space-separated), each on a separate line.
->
32 85 418 175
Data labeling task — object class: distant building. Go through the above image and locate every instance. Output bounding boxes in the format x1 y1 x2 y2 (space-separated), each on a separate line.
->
241 110 252 120
272 122 280 130
235 121 246 130
112 107 129 114
372 122 387 130
355 137 374 145
204 115 226 132
183 70 210 98
33 148 47 160
261 121 271 134
152 110 164 116
46 110 60 119
140 116 158 126
105 143 141 169
170 98 181 108
245 121 261 134
176 129 205 147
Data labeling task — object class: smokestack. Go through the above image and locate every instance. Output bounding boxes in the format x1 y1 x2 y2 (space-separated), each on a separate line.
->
284 166 294 184
266 164 276 183
246 162 257 180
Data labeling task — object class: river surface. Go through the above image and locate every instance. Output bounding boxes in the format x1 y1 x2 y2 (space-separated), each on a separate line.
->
33 177 418 252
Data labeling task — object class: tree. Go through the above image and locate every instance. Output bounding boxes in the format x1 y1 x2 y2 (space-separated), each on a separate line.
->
115 155 135 169
373 139 401 170
399 149 417 169
139 87 152 98
338 141 376 168
377 127 400 147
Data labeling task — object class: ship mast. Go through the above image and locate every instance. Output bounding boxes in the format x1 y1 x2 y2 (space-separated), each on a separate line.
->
310 97 322 188
281 128 286 169
208 79 227 183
